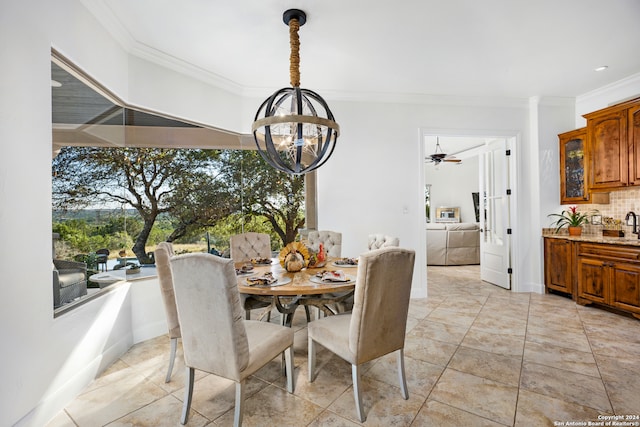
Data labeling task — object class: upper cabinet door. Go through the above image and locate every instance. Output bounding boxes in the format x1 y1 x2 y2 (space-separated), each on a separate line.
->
559 128 589 204
586 108 628 190
629 104 640 186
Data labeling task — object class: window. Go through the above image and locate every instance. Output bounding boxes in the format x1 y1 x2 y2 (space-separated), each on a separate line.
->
51 51 313 312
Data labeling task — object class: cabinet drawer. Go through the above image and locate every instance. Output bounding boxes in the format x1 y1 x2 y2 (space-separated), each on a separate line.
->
577 242 640 262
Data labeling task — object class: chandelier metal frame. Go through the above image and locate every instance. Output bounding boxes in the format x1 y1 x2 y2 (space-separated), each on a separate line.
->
252 9 340 175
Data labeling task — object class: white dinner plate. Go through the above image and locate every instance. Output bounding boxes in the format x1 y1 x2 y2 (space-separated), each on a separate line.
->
236 271 256 278
245 276 292 287
309 274 355 284
331 261 358 268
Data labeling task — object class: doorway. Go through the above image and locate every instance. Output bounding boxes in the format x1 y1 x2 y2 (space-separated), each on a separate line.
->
422 131 517 290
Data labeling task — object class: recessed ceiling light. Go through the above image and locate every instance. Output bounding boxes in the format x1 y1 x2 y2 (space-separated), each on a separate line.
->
594 66 608 72
51 79 62 87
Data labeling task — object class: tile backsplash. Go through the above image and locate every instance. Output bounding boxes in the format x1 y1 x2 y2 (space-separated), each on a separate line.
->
576 188 640 235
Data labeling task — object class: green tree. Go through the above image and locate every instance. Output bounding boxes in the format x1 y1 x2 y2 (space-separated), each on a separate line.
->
220 150 305 246
52 147 227 263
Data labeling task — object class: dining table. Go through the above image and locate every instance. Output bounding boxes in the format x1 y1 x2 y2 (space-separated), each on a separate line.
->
236 258 358 326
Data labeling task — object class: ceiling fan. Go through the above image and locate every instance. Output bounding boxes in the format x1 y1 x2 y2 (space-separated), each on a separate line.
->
426 138 462 164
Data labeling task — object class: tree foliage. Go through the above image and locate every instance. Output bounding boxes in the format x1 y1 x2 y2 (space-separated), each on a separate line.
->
52 146 306 260
52 147 228 262
219 150 305 246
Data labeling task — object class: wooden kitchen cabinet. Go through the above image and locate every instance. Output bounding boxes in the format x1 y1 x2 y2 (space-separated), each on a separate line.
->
610 262 640 314
543 237 574 295
559 128 589 204
582 97 640 191
575 241 640 319
584 106 628 190
577 256 607 304
629 102 640 185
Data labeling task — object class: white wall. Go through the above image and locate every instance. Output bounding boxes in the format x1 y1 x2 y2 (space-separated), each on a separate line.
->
315 101 531 297
3 0 640 425
425 158 480 224
0 2 166 426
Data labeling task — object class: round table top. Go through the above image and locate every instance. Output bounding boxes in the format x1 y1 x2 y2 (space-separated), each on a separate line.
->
236 259 357 296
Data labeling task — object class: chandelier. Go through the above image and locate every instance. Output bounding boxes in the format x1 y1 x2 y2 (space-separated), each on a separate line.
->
252 9 340 175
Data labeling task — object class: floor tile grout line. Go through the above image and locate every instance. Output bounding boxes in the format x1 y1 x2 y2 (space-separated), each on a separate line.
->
576 305 617 415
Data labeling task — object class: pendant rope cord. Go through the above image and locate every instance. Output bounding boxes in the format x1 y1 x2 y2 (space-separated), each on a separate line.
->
289 18 300 87
252 9 339 175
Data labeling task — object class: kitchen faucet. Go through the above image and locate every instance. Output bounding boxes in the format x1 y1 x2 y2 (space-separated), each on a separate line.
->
625 211 639 238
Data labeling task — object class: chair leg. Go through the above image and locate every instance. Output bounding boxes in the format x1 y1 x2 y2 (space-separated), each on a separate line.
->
284 346 294 393
352 364 365 422
308 339 316 382
165 337 178 383
304 305 311 322
397 348 409 399
234 380 245 427
180 367 195 425
245 310 250 320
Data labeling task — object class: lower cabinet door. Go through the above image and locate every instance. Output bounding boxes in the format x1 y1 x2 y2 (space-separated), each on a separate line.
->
577 257 608 304
610 262 640 314
544 238 573 294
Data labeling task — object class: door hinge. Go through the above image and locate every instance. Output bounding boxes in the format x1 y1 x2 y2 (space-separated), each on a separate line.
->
506 189 512 195
506 149 511 156
507 267 513 274
507 228 512 234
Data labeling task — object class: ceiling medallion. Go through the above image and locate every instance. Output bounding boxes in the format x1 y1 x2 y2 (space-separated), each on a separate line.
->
252 9 340 175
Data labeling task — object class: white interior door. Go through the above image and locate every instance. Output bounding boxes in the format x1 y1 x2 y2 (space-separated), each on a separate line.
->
479 139 511 289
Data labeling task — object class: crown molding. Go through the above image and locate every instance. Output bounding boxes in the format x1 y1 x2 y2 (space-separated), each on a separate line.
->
79 0 576 110
80 0 134 51
576 72 640 106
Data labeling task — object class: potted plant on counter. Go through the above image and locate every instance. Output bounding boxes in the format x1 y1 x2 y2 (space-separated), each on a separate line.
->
548 206 590 236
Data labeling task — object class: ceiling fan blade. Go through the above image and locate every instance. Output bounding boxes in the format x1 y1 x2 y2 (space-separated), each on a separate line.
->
443 158 462 163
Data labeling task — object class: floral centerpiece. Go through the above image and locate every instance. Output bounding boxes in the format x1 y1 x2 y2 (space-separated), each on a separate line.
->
548 206 590 235
278 241 310 272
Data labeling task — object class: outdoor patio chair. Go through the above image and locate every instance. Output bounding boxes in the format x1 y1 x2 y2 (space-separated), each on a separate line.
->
96 248 109 271
53 259 87 308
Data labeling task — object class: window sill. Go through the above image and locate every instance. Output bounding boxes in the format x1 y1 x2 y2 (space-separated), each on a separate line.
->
53 266 157 318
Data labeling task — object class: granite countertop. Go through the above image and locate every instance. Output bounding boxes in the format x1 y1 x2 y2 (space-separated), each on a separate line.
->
542 230 640 247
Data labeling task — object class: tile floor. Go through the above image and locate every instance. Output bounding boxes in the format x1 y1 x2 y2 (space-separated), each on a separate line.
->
47 265 640 426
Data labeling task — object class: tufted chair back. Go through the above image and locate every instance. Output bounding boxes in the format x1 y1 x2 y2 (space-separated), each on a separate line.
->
367 234 400 250
307 230 342 258
230 232 271 262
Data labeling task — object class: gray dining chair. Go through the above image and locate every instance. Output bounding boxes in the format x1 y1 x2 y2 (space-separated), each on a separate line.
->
307 230 342 257
154 242 181 383
230 232 274 321
170 253 294 426
367 234 400 250
307 247 416 422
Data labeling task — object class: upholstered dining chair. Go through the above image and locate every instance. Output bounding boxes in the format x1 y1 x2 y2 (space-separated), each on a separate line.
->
307 247 416 422
230 232 272 262
170 253 294 426
367 234 400 250
307 230 342 258
230 232 274 321
154 242 181 383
